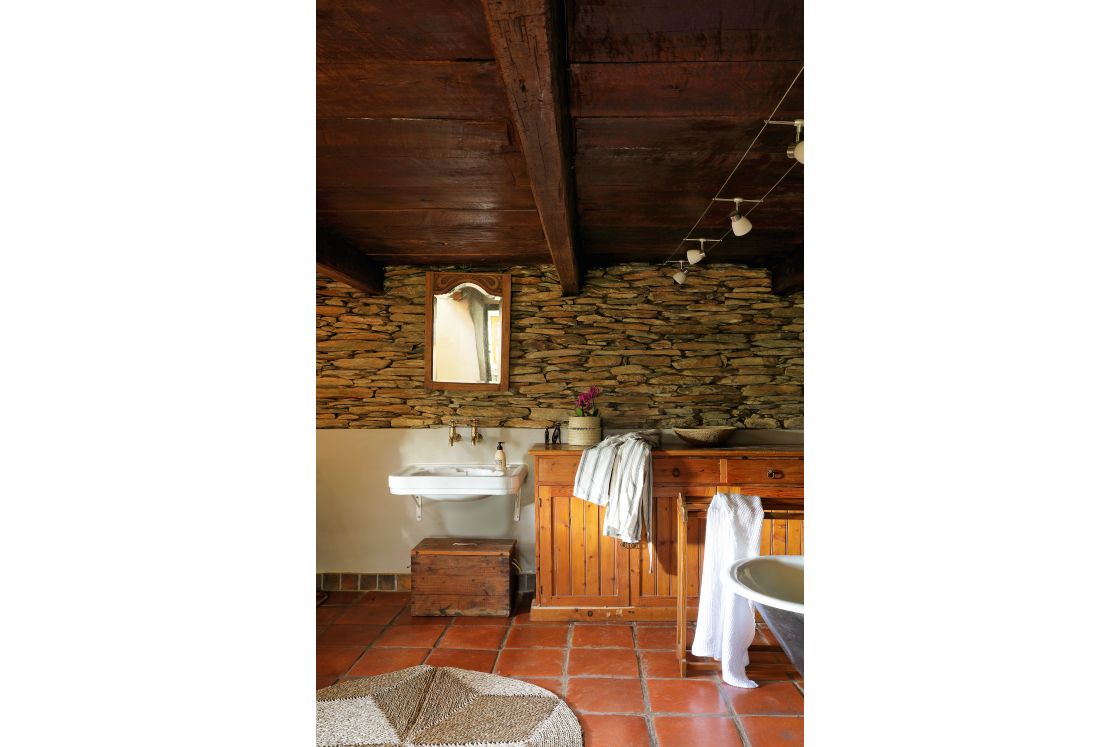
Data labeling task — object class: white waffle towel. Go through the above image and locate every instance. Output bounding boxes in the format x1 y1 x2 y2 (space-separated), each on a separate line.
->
691 492 764 688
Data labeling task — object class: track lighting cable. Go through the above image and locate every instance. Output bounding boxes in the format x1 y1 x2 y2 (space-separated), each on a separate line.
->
662 65 804 268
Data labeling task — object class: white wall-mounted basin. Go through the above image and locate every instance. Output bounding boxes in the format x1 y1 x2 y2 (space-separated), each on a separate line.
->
388 463 526 500
726 555 804 614
388 463 527 520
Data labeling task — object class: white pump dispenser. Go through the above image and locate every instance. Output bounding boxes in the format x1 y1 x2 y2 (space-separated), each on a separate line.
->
494 441 507 472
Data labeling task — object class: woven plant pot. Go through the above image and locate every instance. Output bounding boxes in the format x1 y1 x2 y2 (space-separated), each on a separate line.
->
567 415 602 446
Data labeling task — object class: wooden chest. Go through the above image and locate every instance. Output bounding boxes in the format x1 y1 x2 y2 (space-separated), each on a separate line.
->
410 537 515 617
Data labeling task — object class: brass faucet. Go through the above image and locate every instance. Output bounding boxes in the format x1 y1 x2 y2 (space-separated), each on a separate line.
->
448 423 462 447
470 418 483 445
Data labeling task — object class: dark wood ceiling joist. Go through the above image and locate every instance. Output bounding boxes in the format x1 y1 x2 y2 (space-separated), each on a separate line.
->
481 0 581 295
316 225 385 295
315 0 803 294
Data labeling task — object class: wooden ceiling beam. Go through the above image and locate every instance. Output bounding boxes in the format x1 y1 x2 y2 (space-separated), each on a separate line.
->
480 0 581 295
316 225 384 295
766 254 804 296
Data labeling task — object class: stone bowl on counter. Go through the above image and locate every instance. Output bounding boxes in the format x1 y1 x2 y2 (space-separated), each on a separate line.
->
672 426 737 446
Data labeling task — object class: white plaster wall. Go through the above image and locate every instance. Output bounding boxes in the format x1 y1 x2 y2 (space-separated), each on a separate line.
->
316 427 804 574
316 427 542 573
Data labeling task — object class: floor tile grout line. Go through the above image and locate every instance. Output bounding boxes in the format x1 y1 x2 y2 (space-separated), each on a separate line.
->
492 619 514 675
633 623 659 747
561 622 573 698
335 592 399 681
715 676 753 747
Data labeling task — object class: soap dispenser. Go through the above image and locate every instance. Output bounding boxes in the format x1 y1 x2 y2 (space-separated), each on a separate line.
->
494 441 507 472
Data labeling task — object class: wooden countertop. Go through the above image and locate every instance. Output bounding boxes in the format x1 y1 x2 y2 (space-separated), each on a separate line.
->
528 443 803 457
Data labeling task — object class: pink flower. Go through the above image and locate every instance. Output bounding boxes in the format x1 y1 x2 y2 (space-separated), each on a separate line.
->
575 386 603 416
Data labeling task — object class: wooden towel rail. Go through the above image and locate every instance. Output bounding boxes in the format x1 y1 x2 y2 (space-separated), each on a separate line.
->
675 492 804 677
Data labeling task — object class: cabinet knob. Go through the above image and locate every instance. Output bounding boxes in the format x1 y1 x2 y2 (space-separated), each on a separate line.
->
767 469 784 479
671 467 681 477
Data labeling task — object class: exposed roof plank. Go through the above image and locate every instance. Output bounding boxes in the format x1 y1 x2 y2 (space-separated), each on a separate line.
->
317 0 494 62
317 61 509 118
481 0 581 294
317 118 517 158
568 0 803 63
570 61 804 118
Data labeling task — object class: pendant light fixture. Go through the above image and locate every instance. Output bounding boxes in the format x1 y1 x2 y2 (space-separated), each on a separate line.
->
685 237 721 265
765 118 805 164
668 261 689 284
713 197 762 236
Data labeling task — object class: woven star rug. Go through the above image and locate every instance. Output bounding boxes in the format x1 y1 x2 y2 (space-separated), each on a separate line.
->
316 665 583 746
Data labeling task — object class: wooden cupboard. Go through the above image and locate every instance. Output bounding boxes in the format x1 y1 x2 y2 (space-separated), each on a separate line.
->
529 444 804 621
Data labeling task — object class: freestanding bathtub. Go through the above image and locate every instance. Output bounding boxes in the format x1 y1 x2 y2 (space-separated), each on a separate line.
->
727 555 804 676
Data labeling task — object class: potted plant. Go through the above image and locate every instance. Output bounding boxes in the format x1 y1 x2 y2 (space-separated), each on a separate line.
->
568 386 603 446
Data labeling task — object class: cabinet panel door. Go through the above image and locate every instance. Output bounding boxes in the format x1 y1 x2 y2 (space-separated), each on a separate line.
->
628 486 717 608
757 510 805 556
724 483 805 557
628 486 805 608
536 486 629 607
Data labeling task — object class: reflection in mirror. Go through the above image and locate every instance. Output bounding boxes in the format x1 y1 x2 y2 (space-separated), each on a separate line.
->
433 282 502 384
425 271 511 392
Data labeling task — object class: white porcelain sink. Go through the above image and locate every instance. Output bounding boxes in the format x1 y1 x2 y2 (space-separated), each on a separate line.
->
388 463 526 500
726 555 804 614
388 463 527 520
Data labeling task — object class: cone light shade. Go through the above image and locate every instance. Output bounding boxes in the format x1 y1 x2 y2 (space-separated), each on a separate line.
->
731 213 753 236
672 269 688 284
792 140 804 164
686 248 705 264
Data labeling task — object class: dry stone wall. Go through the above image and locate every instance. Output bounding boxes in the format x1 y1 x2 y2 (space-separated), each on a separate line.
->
317 264 803 429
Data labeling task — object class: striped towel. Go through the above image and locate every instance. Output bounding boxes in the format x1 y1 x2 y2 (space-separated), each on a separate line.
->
573 430 661 567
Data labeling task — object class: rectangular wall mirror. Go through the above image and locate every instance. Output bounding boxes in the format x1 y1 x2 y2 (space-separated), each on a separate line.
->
424 271 512 391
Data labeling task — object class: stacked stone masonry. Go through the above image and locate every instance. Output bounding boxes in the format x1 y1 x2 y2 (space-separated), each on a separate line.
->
317 264 803 430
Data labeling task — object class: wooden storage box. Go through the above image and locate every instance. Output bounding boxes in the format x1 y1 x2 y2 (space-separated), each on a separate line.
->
410 537 515 617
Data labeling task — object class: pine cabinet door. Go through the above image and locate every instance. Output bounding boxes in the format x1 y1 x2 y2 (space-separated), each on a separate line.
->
535 486 629 607
627 485 715 609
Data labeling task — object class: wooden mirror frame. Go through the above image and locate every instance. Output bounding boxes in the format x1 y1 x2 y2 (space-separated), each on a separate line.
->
424 271 512 391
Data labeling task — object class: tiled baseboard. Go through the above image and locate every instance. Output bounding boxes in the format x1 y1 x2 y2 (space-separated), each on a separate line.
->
318 572 410 592
318 572 536 594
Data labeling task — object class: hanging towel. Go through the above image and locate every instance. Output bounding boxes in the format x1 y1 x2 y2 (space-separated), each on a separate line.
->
573 430 660 567
691 492 765 688
572 433 627 507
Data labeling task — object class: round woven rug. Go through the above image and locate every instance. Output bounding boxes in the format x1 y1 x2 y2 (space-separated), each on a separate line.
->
316 665 582 747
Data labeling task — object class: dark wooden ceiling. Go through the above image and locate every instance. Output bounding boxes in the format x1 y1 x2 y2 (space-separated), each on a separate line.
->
317 0 803 294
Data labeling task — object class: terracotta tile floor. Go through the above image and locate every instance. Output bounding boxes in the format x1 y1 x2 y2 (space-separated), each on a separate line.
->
317 591 803 746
